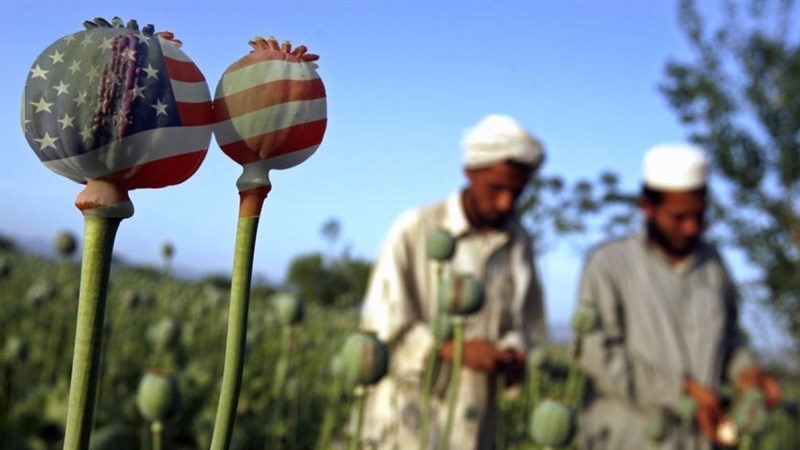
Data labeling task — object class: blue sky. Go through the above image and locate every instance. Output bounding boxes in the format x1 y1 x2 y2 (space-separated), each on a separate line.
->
0 1 787 349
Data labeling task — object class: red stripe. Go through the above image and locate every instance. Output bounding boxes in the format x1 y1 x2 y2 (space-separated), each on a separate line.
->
176 100 214 126
164 57 206 83
221 119 327 165
224 52 309 73
214 78 325 121
99 150 208 189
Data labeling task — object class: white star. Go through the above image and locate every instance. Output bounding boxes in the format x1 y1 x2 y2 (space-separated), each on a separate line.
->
53 81 70 96
122 47 137 61
30 64 49 80
67 60 81 75
80 34 94 48
30 97 54 113
151 99 168 116
87 65 100 82
79 125 94 142
58 114 75 129
34 132 59 151
48 50 65 64
143 64 159 80
63 34 77 44
137 31 152 45
74 91 88 106
132 84 146 98
98 37 114 50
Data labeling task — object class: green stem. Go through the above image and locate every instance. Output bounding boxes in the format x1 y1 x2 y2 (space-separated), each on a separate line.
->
348 385 366 450
151 420 163 450
209 215 260 450
269 326 292 447
63 215 121 450
418 341 442 450
438 316 464 450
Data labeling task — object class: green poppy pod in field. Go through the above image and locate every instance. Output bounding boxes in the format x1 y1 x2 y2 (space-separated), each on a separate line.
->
433 313 454 342
527 345 549 371
529 399 575 447
339 331 389 387
571 305 599 335
732 389 769 435
438 273 484 316
271 292 305 326
136 368 181 422
55 230 78 259
426 228 456 262
147 317 182 351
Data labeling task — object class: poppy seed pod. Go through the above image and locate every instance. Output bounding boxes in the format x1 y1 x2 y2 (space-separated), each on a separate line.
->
338 331 389 388
732 389 768 435
21 17 213 217
136 368 181 422
571 305 599 335
426 229 456 262
55 231 78 259
213 36 327 195
529 399 575 447
433 313 454 342
438 273 485 316
271 292 305 326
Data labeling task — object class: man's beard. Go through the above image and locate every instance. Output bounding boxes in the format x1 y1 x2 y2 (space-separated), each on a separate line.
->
646 219 698 258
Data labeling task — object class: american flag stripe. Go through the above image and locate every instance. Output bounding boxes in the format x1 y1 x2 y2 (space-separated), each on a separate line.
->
98 150 207 188
219 119 327 164
215 60 320 98
240 146 318 174
43 123 213 183
164 56 208 83
214 78 325 120
214 97 326 146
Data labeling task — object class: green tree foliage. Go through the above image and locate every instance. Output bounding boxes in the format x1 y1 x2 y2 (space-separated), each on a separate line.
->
660 0 800 344
286 252 371 307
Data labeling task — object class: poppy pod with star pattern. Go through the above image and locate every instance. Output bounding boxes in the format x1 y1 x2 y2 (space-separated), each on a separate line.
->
21 17 213 217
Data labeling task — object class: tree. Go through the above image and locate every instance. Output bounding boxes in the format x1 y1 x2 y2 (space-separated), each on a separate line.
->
661 0 800 345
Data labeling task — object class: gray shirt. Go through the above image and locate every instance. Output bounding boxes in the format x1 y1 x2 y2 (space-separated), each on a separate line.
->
575 231 754 450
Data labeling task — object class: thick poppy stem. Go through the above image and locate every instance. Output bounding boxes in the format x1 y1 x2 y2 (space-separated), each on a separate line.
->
209 186 268 450
438 316 465 450
63 215 121 450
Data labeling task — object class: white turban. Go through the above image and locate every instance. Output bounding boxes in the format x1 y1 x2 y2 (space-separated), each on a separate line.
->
461 115 545 170
642 142 708 191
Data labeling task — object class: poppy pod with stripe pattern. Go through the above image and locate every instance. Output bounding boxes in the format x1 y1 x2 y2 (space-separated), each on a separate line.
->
21 18 213 218
213 36 327 199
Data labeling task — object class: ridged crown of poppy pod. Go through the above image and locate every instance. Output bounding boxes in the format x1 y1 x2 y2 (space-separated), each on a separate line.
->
21 17 213 218
213 36 327 193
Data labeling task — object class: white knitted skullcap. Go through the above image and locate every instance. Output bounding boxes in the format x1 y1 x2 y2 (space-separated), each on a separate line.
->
462 115 545 170
642 142 708 191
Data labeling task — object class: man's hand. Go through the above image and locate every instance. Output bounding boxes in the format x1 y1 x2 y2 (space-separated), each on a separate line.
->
735 366 782 409
439 340 526 385
684 378 724 446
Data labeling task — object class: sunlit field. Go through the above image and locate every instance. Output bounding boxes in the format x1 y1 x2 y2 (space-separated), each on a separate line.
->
1 241 798 450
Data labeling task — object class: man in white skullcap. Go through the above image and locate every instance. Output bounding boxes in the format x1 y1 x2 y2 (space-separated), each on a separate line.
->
357 114 548 449
573 143 781 450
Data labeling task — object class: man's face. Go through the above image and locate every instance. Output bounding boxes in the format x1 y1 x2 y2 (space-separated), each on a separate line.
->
464 162 531 230
642 190 707 259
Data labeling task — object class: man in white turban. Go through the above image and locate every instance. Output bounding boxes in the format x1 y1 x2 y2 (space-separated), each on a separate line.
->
573 143 782 450
357 114 548 449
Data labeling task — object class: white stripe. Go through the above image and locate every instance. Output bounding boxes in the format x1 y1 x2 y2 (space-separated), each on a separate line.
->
44 125 213 183
213 98 326 146
158 36 192 62
236 145 320 191
214 60 320 99
171 79 211 103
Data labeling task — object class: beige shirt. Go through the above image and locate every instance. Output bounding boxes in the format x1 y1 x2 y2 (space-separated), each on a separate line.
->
359 191 546 450
575 231 754 450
